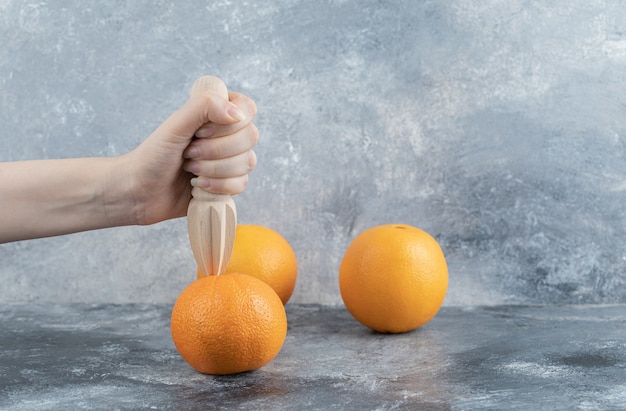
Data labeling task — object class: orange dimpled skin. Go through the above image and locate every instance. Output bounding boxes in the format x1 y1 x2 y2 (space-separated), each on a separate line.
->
170 272 287 375
198 224 298 305
339 224 448 333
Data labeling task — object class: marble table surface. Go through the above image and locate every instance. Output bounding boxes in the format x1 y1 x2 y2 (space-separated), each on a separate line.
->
0 303 624 410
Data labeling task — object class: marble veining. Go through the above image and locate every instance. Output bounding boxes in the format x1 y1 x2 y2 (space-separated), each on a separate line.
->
0 303 624 410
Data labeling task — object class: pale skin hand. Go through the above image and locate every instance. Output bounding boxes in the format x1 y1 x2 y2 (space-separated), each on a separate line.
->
0 91 258 243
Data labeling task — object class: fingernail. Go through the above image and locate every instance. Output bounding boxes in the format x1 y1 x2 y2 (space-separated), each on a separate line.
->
190 177 211 189
196 177 212 189
185 161 200 174
184 146 201 159
228 104 246 122
195 125 215 138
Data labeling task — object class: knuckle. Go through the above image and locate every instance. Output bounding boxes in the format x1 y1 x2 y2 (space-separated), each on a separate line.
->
248 123 260 145
232 176 248 194
248 151 257 170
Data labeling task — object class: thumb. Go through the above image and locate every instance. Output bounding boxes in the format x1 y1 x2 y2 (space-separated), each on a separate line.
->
157 94 246 144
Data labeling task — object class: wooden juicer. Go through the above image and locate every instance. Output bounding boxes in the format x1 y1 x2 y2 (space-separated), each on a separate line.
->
187 76 237 277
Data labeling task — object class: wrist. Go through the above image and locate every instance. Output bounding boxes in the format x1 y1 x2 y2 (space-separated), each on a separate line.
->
101 154 142 227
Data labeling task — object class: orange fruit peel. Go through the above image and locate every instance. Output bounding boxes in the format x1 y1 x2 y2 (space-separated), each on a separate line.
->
171 272 287 375
339 224 448 333
198 224 298 305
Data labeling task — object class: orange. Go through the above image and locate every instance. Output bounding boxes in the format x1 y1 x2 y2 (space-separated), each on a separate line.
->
197 224 298 304
171 272 287 375
339 224 448 333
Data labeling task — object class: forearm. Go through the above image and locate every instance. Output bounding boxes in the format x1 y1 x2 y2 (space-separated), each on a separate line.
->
0 156 137 243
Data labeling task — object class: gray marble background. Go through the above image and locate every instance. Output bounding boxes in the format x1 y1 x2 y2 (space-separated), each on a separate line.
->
1 1 625 306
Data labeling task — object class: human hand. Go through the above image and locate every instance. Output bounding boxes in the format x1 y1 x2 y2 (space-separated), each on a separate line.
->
126 87 258 226
0 79 257 242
